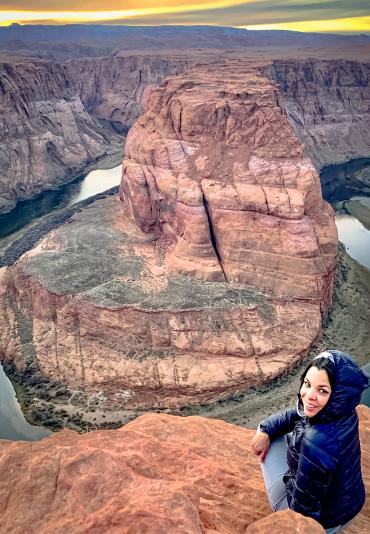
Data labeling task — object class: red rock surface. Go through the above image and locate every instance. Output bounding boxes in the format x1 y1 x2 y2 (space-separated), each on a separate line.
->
245 510 325 533
0 406 368 533
0 62 337 410
120 62 337 302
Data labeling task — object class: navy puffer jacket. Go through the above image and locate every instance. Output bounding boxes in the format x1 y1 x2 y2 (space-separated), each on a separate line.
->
259 350 369 529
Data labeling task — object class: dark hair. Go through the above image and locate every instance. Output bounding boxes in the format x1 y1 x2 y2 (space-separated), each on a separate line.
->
299 356 335 391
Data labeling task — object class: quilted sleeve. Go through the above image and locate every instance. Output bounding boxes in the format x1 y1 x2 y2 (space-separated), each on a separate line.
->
259 408 300 440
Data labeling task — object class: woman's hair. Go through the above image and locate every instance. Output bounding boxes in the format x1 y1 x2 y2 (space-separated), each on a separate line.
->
299 356 336 391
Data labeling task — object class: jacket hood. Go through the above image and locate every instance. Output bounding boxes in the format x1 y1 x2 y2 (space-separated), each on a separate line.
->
298 350 370 422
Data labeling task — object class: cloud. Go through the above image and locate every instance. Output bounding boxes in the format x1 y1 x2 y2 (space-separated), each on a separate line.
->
0 0 226 10
122 1 370 27
1 1 369 29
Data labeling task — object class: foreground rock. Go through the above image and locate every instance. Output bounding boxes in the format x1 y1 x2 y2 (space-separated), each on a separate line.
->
1 406 369 533
0 63 337 410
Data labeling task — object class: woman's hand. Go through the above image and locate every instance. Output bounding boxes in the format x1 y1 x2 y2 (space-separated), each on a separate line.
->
251 430 270 463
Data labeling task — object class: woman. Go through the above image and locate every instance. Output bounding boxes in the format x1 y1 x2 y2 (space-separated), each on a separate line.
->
251 350 369 533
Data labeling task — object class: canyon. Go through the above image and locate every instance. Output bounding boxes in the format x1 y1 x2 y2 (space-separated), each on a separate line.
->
0 29 369 419
1 50 370 215
268 60 370 169
0 60 337 412
0 405 368 533
0 59 112 214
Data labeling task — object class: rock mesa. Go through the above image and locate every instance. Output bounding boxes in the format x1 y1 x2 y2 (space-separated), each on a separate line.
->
0 63 337 410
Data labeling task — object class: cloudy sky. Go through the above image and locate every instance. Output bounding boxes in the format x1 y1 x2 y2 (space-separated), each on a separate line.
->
1 1 369 34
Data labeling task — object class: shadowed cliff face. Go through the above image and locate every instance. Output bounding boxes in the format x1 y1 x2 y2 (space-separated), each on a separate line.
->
0 59 110 214
2 54 370 214
267 59 370 169
67 53 192 132
0 406 369 533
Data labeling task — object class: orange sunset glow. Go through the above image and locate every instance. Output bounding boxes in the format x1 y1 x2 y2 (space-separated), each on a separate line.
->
0 1 369 33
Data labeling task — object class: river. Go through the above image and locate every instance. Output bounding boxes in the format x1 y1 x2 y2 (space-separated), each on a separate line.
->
0 163 122 440
0 161 369 440
336 211 370 271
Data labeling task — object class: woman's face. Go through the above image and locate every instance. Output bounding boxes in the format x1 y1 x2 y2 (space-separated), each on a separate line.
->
300 366 332 417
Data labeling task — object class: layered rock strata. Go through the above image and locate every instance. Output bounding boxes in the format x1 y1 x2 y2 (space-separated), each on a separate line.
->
1 406 369 533
0 59 109 214
0 64 337 410
2 54 369 215
121 63 337 304
67 52 191 132
267 59 370 169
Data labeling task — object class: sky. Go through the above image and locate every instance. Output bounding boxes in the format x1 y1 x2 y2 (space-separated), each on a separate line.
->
1 1 370 34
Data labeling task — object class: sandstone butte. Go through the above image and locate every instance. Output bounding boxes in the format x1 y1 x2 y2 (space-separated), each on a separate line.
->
0 61 338 410
0 405 368 533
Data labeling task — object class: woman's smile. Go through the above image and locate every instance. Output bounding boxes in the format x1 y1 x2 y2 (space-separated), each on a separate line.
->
300 367 332 417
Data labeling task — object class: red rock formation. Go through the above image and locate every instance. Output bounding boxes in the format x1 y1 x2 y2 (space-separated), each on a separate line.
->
120 63 337 304
0 196 325 409
0 63 337 411
0 406 368 533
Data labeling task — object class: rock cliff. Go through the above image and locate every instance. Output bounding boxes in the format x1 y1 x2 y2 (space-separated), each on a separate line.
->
121 62 337 300
68 55 370 171
267 59 370 169
67 52 191 132
2 53 370 215
0 58 109 214
0 405 368 533
0 63 337 411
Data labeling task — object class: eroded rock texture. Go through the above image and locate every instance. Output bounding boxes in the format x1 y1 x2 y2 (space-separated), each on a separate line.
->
67 52 191 132
1 406 369 533
268 59 370 169
121 63 337 302
2 54 369 214
0 63 337 410
0 59 108 213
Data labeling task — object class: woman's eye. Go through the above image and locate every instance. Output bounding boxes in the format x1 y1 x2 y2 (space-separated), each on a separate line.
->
319 389 329 395
304 381 310 387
